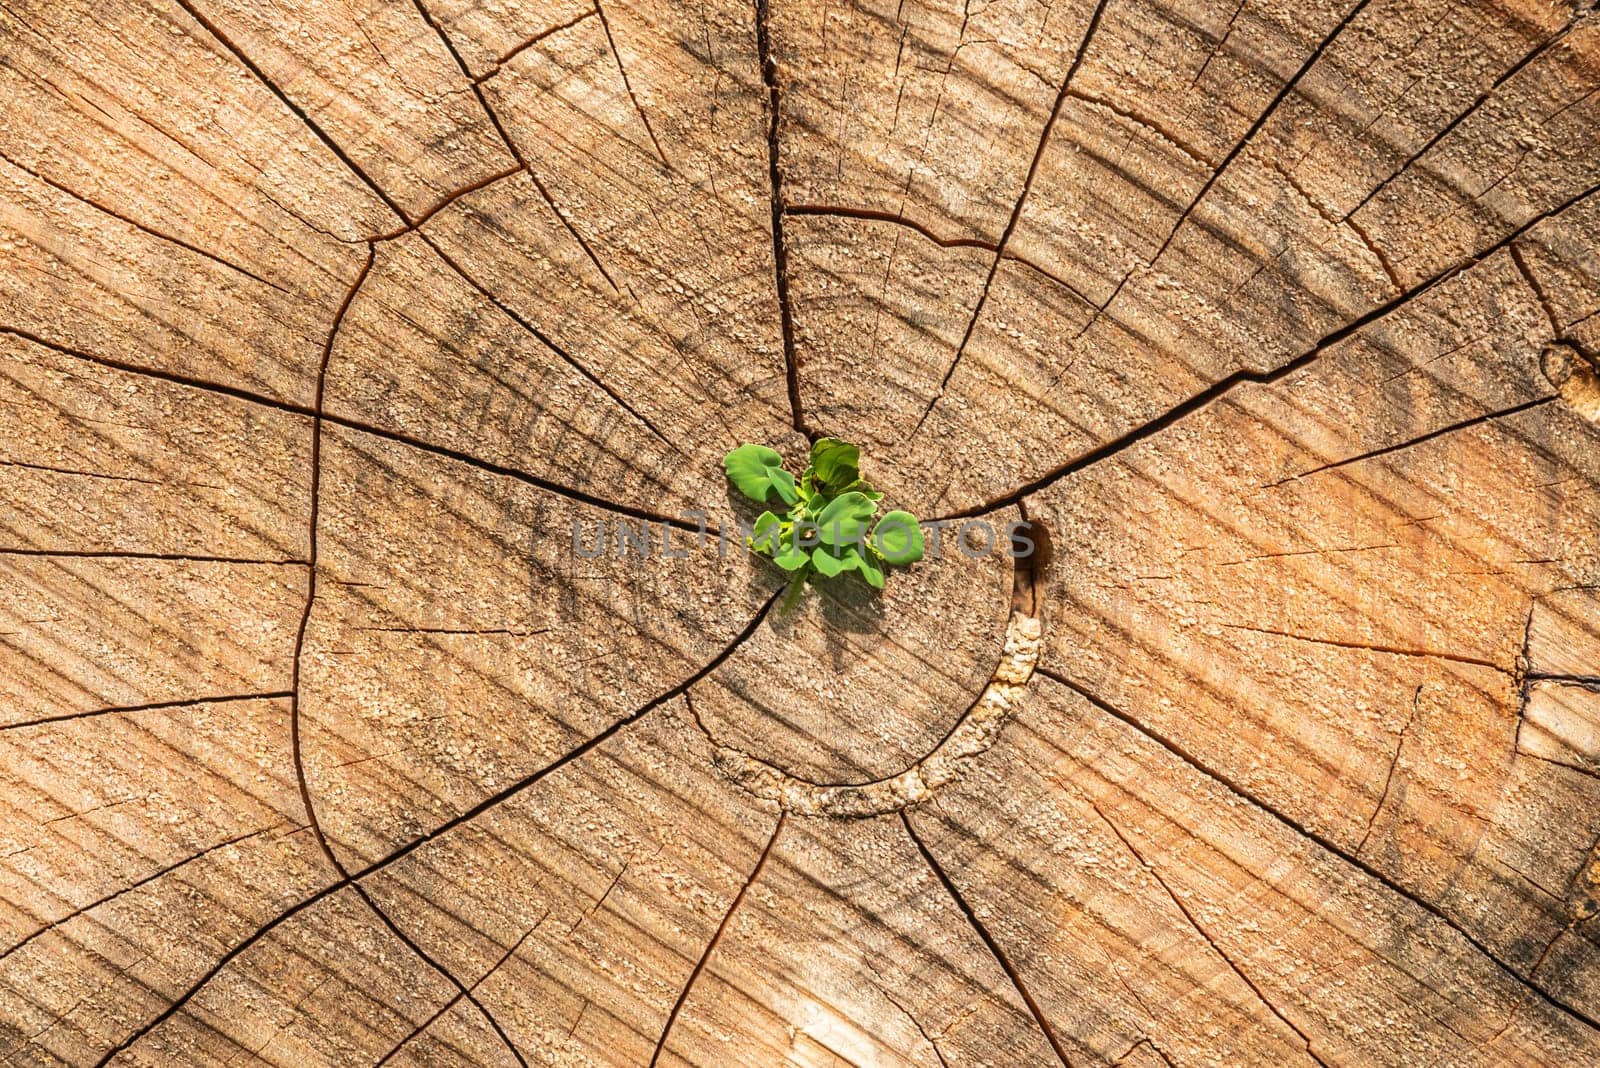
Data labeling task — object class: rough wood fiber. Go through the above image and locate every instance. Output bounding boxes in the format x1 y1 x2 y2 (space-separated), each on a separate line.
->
0 0 1598 1065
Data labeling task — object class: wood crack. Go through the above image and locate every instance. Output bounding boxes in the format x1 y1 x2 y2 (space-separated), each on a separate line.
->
595 0 668 166
0 823 295 963
901 810 1077 1067
0 148 288 293
1272 396 1558 483
911 0 1113 437
1358 685 1422 854
1084 797 1331 1066
1339 16 1585 230
755 0 811 440
0 323 703 531
373 911 550 1066
1035 668 1600 1035
291 244 528 1067
1217 623 1512 674
1 690 295 733
94 589 783 1064
648 812 786 1066
169 0 411 227
416 233 679 449
1065 0 1376 347
935 175 1600 521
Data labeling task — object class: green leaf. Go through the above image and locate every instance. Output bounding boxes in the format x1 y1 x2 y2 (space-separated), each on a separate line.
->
773 527 810 571
723 443 789 503
809 438 860 494
853 546 885 588
872 510 924 565
768 466 799 506
811 544 859 578
815 491 876 547
843 479 884 502
748 511 781 555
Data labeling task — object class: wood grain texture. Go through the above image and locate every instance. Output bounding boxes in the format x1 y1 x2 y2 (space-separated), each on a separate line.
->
1 0 1598 1064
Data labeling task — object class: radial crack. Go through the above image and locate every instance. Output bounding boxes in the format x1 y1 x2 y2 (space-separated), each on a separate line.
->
595 0 668 166
1338 16 1584 230
0 149 288 292
648 812 785 1066
1 691 295 733
754 0 811 440
374 912 548 1066
1069 0 1375 346
95 589 782 1064
1273 397 1557 483
0 824 293 963
169 0 410 227
417 233 679 449
901 811 1077 1066
1217 623 1512 673
1036 668 1600 1034
1084 798 1332 1066
935 175 1600 521
911 0 1112 437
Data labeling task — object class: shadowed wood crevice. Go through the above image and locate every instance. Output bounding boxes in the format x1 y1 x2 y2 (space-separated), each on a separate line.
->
756 0 810 441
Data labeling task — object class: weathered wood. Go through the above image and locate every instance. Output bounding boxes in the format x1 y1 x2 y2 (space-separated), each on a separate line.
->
1 0 1599 1064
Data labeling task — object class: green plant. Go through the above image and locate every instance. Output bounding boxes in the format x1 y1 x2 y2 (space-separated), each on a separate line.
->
724 438 924 608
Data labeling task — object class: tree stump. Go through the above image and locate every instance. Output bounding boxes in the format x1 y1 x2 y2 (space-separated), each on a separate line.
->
2 0 1600 1064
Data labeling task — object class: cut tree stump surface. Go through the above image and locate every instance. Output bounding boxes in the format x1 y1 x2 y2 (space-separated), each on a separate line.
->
1 0 1600 1064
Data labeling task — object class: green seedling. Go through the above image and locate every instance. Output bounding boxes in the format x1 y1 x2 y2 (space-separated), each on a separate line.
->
724 438 924 609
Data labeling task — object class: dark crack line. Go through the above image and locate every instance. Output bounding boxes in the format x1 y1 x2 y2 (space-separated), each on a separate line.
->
2 691 294 733
169 0 411 227
96 588 782 1064
1358 685 1422 854
475 11 600 81
1216 623 1512 674
910 0 1112 437
1036 668 1600 1035
0 459 162 486
1338 17 1582 230
784 203 1100 307
373 911 548 1066
416 233 679 449
935 175 1600 521
0 824 289 963
595 0 668 166
1084 798 1331 1066
377 163 524 241
1072 0 1375 343
1273 397 1557 483
0 549 304 565
901 811 1076 1067
0 326 703 532
289 244 527 1066
786 202 996 249
1510 242 1564 335
754 0 811 440
648 812 786 1066
0 149 288 293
